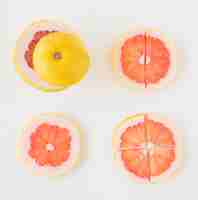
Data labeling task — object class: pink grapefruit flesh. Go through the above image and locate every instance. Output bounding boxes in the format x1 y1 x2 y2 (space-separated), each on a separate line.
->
24 31 55 69
28 123 71 167
121 34 146 85
145 116 175 147
115 114 180 183
120 122 145 149
120 32 171 88
121 149 150 180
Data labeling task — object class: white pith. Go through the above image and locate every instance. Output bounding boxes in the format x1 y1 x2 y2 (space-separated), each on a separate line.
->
46 143 55 152
138 54 150 65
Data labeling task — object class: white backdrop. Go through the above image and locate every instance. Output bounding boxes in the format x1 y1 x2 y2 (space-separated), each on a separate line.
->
2 0 198 199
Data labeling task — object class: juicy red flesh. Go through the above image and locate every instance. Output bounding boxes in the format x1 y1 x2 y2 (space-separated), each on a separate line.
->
24 31 55 69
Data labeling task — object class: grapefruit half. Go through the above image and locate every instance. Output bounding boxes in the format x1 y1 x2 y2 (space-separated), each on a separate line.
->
113 113 183 183
13 20 90 92
16 113 82 177
112 28 179 91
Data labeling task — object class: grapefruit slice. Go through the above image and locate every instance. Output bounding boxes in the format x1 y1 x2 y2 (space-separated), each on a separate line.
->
33 32 90 86
13 20 90 92
113 113 183 183
112 28 178 91
16 113 82 177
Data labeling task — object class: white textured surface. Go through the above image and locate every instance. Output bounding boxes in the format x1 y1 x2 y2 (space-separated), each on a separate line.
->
2 0 198 199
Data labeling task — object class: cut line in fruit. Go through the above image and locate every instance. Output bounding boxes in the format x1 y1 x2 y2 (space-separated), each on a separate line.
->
112 27 179 91
13 20 90 92
16 113 83 177
112 113 183 183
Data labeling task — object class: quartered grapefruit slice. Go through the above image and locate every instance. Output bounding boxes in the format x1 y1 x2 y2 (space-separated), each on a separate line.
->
13 20 90 92
113 113 183 183
16 113 82 177
112 28 178 91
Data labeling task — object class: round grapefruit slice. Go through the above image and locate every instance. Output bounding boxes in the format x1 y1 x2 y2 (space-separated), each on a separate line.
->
112 28 178 91
16 113 82 177
13 20 90 92
113 113 183 183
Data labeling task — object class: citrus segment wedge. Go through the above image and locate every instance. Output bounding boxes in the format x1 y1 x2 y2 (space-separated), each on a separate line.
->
144 33 170 86
120 122 146 149
145 116 176 147
149 146 175 177
121 149 150 180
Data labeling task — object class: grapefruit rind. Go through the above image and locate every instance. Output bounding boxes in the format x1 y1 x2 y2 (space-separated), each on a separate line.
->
33 32 90 87
16 113 83 177
112 113 183 183
13 20 89 92
111 27 179 92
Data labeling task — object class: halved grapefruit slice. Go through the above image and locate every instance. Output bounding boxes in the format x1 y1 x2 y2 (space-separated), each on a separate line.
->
112 28 179 91
16 113 82 177
13 20 90 92
113 113 183 183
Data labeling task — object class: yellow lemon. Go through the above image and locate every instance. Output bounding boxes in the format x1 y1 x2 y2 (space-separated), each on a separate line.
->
33 32 90 87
